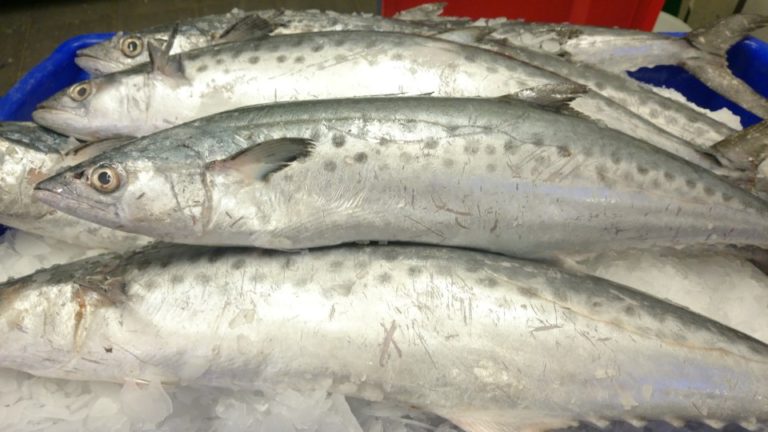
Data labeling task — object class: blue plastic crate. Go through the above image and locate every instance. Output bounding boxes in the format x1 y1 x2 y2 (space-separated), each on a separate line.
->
0 30 766 237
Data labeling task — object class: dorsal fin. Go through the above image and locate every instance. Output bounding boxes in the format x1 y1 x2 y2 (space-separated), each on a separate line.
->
148 23 185 79
216 14 277 43
687 14 768 56
393 2 447 20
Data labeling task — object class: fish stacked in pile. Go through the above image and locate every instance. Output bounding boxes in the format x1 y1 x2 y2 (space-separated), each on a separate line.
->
2 4 768 431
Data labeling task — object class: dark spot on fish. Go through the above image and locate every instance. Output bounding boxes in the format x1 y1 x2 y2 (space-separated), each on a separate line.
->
531 135 545 146
104 346 113 353
443 158 455 168
556 146 571 157
503 141 518 154
703 186 715 196
424 139 439 150
294 55 305 64
484 144 496 155
194 273 212 284
636 165 649 176
196 64 208 73
207 249 226 263
170 274 184 284
332 134 345 147
231 258 246 270
323 160 337 172
592 301 602 308
464 143 479 155
721 193 734 203
291 37 304 47
486 164 497 173
277 55 287 63
333 38 346 47
478 276 498 288
463 53 477 63
610 152 622 165
624 305 637 317
685 179 696 189
354 152 368 163
330 260 344 270
651 178 661 189
663 171 676 182
215 58 224 65
595 164 609 183
485 66 499 74
407 266 422 277
311 44 324 52
136 259 151 271
248 56 260 64
377 272 392 284
391 53 404 61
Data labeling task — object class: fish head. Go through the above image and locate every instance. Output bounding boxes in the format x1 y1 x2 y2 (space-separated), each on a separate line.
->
34 143 210 241
32 74 149 141
75 32 151 75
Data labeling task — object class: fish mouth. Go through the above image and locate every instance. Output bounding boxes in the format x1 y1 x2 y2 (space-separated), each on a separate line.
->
74 53 120 76
31 108 95 141
34 179 119 229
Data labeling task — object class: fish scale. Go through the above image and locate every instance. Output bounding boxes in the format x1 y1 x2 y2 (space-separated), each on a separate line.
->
34 97 768 258
0 243 766 431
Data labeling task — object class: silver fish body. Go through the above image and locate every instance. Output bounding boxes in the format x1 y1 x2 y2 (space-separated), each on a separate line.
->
0 123 152 250
34 97 768 257
40 30 734 173
1 243 767 429
75 8 458 76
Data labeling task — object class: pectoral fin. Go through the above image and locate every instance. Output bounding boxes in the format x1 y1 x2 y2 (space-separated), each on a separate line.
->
205 137 315 181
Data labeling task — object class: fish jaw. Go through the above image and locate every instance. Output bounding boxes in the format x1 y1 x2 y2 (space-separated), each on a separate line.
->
34 172 123 230
31 107 98 142
74 53 124 76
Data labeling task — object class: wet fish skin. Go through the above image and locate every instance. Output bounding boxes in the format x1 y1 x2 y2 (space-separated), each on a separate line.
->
34 97 768 257
37 30 566 141
75 8 458 76
1 243 767 429
0 122 152 250
41 29 731 170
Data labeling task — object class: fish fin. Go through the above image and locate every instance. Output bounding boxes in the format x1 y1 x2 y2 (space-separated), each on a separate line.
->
433 27 494 44
681 56 768 119
393 2 447 20
206 138 315 181
710 120 768 171
148 23 185 79
442 412 577 432
687 14 768 56
216 14 277 43
507 83 589 109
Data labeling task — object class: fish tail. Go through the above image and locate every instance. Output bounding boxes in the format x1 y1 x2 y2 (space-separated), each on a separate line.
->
687 14 768 57
711 120 768 172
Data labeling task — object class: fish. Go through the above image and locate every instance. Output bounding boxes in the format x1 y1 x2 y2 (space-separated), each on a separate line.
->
34 96 768 258
0 122 153 250
74 7 462 76
487 14 768 119
38 28 744 173
1 242 767 430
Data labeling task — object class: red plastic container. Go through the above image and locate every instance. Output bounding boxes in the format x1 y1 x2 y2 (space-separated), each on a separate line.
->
380 0 665 31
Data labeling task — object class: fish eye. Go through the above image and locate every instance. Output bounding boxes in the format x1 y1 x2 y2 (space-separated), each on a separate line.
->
120 36 144 57
68 82 93 101
89 164 121 193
